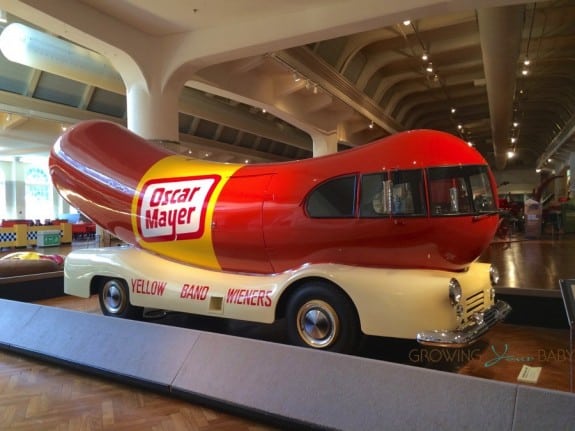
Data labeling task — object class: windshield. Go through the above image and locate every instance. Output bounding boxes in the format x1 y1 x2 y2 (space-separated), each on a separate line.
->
428 165 496 216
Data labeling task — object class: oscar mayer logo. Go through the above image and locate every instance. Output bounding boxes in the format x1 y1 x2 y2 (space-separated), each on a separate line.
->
136 175 220 242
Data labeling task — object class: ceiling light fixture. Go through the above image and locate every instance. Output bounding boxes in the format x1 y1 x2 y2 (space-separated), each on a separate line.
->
0 10 7 24
403 20 411 26
369 121 374 129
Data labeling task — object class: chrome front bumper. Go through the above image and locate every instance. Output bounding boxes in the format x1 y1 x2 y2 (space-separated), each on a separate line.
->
416 300 512 347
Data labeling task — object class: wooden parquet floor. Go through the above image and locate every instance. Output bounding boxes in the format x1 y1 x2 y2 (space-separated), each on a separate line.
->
0 348 277 431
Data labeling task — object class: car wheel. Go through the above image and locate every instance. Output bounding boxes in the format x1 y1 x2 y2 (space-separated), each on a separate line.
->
286 281 360 353
98 278 142 319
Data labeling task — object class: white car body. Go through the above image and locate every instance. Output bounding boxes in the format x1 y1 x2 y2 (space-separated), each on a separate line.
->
64 245 509 346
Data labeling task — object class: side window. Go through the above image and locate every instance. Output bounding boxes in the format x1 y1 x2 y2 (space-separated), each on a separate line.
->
390 170 426 216
306 175 356 218
360 170 425 218
360 173 389 217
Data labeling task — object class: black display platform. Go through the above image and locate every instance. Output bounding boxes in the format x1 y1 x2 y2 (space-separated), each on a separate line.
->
1 298 574 431
0 271 64 302
495 287 568 329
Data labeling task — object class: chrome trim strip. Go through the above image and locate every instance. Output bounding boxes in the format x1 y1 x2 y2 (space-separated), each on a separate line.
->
416 300 511 347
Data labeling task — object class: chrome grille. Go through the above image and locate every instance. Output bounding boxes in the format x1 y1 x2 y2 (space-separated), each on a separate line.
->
464 290 485 320
481 306 498 327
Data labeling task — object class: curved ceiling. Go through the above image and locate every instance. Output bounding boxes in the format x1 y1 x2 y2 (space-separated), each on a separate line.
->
0 0 574 174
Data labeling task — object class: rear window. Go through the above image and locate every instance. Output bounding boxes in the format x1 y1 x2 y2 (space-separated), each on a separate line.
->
306 175 356 218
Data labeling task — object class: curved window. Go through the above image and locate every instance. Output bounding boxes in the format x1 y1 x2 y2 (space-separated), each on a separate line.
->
428 165 496 216
360 170 425 217
25 166 52 220
306 175 356 218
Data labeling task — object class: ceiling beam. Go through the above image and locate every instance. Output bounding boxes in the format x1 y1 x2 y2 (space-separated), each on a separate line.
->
273 47 404 135
180 87 312 151
0 90 122 125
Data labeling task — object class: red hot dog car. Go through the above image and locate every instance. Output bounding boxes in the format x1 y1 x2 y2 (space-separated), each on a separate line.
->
50 120 510 353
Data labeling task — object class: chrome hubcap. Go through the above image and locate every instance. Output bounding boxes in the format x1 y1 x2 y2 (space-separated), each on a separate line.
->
102 280 125 314
296 300 339 348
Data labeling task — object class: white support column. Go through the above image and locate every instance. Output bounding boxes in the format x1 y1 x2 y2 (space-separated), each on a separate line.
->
126 81 181 142
312 132 338 158
6 159 26 219
52 186 70 220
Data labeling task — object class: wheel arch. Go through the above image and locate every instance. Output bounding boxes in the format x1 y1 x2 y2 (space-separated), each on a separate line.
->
275 276 361 327
90 275 119 296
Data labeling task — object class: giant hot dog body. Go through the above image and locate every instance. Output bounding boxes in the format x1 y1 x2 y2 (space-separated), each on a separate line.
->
49 120 499 274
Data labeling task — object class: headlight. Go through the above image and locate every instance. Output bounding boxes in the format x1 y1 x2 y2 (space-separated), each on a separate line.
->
490 265 500 285
449 278 462 306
